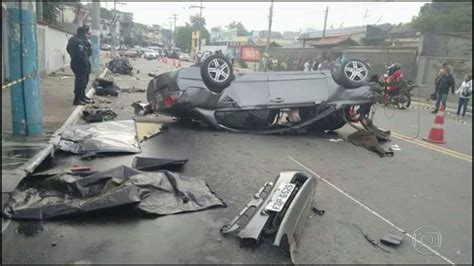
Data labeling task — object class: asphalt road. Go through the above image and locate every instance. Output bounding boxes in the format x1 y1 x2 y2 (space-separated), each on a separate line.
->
2 58 472 264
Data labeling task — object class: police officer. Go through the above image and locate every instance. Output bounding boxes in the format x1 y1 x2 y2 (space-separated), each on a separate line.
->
66 26 92 105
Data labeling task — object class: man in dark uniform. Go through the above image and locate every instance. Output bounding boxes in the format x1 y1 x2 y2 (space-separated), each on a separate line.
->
67 26 92 105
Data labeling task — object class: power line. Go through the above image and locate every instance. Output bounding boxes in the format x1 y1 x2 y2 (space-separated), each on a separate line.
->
169 13 178 46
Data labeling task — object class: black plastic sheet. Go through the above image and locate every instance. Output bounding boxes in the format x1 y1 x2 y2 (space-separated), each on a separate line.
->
3 166 226 220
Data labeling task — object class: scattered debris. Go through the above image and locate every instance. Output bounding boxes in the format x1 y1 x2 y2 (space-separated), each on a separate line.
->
135 121 165 142
132 157 188 171
329 138 344 143
106 57 134 75
2 169 27 193
149 72 159 78
3 166 226 220
312 206 325 215
131 101 153 116
70 166 91 173
348 130 394 158
221 171 317 263
122 86 146 93
80 152 102 161
92 78 119 97
353 225 391 253
82 107 117 123
380 233 404 246
55 120 141 154
51 242 57 247
389 144 401 151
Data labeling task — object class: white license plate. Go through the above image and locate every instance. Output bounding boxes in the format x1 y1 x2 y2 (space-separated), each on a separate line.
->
265 183 296 212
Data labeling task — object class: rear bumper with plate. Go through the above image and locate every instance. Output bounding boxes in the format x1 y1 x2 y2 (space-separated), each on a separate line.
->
220 171 317 261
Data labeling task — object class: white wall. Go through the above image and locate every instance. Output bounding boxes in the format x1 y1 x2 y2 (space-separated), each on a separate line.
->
37 24 74 74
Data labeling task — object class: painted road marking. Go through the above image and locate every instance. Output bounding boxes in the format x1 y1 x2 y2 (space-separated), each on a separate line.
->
392 132 472 163
288 156 455 265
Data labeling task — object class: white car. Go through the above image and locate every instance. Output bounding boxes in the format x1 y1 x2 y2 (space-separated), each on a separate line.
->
179 53 191 62
143 49 159 60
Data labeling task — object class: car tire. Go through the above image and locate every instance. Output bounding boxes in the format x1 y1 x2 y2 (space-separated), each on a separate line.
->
333 59 370 89
200 54 234 93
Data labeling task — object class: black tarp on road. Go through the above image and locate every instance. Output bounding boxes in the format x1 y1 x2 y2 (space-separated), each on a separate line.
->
3 166 226 220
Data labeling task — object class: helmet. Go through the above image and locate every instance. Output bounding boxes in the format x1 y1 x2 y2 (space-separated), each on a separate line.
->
387 63 402 76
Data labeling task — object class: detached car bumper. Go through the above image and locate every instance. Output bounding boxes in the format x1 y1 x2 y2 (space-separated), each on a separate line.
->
221 171 317 261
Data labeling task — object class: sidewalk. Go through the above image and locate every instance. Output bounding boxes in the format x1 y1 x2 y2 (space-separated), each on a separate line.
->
1 66 106 189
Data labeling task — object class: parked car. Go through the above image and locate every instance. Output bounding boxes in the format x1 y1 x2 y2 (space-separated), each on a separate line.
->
179 53 191 62
100 44 112 51
146 54 389 139
143 49 159 60
124 48 141 58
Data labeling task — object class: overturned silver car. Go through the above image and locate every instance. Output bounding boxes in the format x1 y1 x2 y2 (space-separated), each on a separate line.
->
147 54 388 136
221 171 317 261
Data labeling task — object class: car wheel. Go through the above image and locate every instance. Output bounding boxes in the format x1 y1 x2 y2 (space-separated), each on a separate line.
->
333 59 370 89
397 93 411 109
200 54 234 93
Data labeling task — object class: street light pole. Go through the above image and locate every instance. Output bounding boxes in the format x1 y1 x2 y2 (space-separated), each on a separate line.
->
190 0 205 52
264 0 274 72
111 0 117 57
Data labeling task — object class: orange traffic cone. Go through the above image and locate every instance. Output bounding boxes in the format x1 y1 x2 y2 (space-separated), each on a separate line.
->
163 56 168 63
423 105 446 144
172 59 176 67
176 59 181 68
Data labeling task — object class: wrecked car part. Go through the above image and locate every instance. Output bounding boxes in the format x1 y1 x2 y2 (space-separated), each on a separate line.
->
220 171 317 261
132 157 188 171
311 206 325 215
147 58 385 134
135 121 164 142
55 120 141 155
106 57 134 75
82 108 117 123
380 233 404 246
131 101 153 116
3 166 225 220
92 78 119 97
354 224 391 253
2 169 27 193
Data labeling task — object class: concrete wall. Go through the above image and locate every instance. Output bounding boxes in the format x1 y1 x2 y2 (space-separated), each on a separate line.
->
37 24 74 74
421 33 472 57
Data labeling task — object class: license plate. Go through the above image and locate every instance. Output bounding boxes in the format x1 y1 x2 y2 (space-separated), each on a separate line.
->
265 183 296 212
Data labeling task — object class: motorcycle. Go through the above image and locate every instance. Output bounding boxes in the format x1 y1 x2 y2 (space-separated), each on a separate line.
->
370 74 418 109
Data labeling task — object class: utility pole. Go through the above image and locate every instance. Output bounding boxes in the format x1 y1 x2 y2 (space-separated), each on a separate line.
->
189 0 205 52
91 0 101 72
264 0 274 72
322 6 329 38
169 14 178 46
7 0 43 136
111 0 117 57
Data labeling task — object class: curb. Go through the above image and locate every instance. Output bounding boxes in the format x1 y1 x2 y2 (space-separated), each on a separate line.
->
21 68 109 174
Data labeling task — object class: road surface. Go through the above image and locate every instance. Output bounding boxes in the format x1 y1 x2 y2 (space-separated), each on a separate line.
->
2 58 472 264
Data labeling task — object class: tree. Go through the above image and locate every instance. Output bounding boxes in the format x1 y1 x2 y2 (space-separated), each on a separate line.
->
227 21 248 36
411 1 472 33
176 23 193 52
189 15 210 45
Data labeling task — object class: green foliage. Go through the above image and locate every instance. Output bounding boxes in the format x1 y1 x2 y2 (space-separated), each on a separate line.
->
227 21 248 36
411 1 472 33
176 24 193 52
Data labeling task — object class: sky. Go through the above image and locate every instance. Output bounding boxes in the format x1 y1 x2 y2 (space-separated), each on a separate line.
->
99 1 429 32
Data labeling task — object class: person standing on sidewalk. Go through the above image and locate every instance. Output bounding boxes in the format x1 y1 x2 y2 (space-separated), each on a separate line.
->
432 66 456 113
66 26 92 105
431 62 449 100
454 74 472 118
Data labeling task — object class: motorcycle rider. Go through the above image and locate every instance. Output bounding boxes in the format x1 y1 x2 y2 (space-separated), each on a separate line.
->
382 63 404 104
